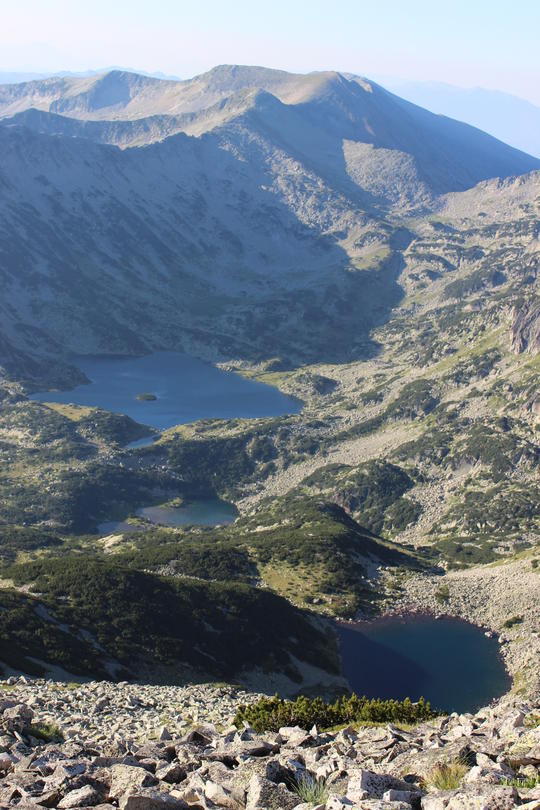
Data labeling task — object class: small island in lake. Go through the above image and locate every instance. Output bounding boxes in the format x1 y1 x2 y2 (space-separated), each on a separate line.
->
135 392 157 401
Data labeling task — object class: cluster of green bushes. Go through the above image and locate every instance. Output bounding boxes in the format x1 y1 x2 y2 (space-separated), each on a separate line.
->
117 537 254 583
454 423 537 480
0 587 108 678
3 556 338 681
112 492 424 617
436 483 539 541
335 379 440 445
234 693 437 732
386 379 440 420
393 426 453 466
303 460 422 535
0 400 148 450
160 418 327 493
359 387 384 405
431 538 502 568
0 400 183 531
0 462 183 532
0 526 63 563
445 268 506 300
502 615 524 629
165 433 259 492
444 349 501 385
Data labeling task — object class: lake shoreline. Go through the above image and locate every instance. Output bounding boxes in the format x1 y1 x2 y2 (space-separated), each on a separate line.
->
333 611 511 713
338 607 499 636
375 562 540 701
30 351 302 430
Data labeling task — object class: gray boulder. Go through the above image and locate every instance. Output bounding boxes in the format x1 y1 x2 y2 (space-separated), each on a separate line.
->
58 784 101 808
245 774 301 810
421 784 520 809
110 763 158 798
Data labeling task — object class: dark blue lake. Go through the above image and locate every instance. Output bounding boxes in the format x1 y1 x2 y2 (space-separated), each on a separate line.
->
30 352 301 430
337 614 510 713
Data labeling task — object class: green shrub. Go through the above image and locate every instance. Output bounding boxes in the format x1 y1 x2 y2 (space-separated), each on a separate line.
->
502 615 524 629
233 693 437 732
500 775 540 788
28 722 64 742
435 584 450 604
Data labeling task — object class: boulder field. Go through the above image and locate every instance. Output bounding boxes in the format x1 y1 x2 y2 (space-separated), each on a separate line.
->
1 678 539 809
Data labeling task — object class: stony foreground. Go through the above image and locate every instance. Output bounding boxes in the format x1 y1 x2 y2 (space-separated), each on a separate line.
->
1 679 540 810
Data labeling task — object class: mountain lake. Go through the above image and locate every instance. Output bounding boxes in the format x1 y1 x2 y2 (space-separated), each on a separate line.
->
30 351 301 430
337 614 511 713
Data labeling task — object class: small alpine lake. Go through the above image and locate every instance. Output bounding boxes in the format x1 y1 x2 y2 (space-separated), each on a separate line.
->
336 613 510 714
30 351 301 430
97 497 238 534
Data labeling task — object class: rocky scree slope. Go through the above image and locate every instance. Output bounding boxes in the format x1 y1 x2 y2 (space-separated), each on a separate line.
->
0 679 539 810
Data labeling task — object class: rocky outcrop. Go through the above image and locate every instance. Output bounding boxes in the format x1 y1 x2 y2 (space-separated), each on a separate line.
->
511 301 540 354
1 679 539 810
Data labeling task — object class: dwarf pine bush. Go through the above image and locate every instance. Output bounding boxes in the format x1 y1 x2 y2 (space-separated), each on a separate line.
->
234 693 437 732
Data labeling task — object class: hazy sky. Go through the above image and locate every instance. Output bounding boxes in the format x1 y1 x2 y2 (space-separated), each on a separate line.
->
2 0 540 104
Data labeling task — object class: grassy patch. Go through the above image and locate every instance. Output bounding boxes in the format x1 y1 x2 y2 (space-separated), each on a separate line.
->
500 775 540 789
288 773 329 805
427 760 469 791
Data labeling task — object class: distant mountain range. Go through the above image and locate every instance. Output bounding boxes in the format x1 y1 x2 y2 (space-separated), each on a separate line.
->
3 67 538 157
379 80 540 159
0 68 181 84
0 65 539 382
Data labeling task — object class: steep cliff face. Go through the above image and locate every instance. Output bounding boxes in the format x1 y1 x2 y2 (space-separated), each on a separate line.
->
512 301 540 354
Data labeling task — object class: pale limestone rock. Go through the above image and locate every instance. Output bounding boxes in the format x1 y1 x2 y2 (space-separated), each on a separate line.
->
245 774 300 810
110 763 157 798
58 784 101 808
119 790 189 810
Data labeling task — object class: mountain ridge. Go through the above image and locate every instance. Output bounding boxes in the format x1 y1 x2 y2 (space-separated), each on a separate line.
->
1 65 538 188
1 65 539 382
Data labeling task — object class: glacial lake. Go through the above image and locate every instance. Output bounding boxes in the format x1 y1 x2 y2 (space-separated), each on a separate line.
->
337 614 510 713
30 352 301 430
97 498 238 534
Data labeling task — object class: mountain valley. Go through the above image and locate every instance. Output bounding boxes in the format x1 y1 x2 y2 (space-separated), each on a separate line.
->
0 65 538 715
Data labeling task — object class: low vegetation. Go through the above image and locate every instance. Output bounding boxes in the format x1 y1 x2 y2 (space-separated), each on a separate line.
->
303 460 422 535
111 493 426 617
500 775 540 789
28 722 64 742
233 693 437 732
289 773 329 805
426 759 470 791
502 615 524 629
1 557 339 682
